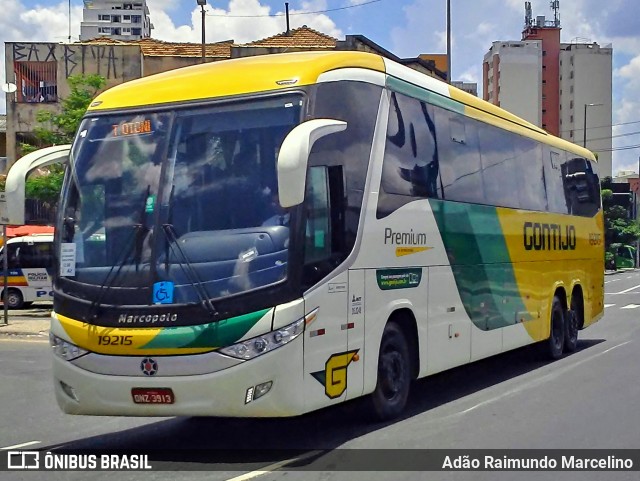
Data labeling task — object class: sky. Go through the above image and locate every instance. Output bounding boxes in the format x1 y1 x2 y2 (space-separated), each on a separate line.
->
2 0 640 174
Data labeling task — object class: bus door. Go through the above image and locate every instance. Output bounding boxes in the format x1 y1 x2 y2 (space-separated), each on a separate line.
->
301 166 352 411
303 272 349 412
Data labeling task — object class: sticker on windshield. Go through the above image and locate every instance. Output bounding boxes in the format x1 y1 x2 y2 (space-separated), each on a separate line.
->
60 243 76 277
153 281 174 305
145 195 155 213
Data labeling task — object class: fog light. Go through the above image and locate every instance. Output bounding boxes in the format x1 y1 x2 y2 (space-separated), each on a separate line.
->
60 381 79 402
253 381 273 400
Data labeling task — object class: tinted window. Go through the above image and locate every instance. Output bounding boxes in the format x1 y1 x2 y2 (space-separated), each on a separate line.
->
514 137 547 211
478 122 520 209
562 156 600 217
311 81 381 254
381 92 440 198
544 147 569 214
436 109 484 204
18 242 53 268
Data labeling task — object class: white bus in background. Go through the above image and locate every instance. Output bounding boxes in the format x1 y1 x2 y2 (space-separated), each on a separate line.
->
0 234 54 309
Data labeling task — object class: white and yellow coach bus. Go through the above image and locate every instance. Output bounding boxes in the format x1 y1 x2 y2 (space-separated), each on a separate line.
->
30 51 603 419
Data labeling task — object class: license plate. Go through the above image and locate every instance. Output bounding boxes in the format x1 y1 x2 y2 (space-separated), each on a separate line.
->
131 388 175 404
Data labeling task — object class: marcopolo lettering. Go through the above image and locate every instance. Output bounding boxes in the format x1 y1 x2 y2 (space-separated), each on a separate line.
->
118 313 178 324
523 222 576 251
384 228 427 245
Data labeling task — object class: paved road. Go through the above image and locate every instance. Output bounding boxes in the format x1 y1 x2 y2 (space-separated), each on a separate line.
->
1 272 640 480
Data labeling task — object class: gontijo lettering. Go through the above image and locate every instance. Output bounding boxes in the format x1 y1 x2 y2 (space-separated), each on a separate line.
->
384 228 427 245
523 222 576 251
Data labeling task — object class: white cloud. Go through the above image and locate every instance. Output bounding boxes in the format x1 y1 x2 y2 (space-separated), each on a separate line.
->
1 1 83 114
148 0 341 44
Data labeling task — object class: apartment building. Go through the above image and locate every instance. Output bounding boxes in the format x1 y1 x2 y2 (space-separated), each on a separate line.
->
482 3 612 177
80 0 153 41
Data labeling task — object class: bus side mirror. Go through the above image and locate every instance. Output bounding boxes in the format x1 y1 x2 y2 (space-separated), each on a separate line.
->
277 119 347 208
0 145 71 225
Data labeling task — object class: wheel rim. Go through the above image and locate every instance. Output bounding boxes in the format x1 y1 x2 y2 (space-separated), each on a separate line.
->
379 348 406 400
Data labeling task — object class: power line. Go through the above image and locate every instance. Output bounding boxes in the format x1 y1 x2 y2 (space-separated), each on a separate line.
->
586 130 640 143
593 144 640 153
561 118 640 134
205 0 383 18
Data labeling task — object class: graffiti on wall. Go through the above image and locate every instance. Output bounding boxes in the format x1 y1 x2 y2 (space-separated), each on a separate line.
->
12 43 121 79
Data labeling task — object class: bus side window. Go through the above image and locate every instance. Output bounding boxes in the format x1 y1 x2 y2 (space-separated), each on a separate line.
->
378 92 440 218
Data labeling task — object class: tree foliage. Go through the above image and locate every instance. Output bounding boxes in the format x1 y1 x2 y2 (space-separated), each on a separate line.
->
24 74 106 151
15 74 106 204
601 177 640 251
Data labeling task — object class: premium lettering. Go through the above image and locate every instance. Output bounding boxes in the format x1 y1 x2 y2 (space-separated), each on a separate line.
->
523 222 576 251
384 228 427 245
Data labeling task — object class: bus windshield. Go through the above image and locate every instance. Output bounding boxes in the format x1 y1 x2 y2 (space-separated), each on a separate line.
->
59 94 304 305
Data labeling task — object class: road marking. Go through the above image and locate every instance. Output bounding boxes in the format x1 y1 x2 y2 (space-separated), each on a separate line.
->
610 284 640 294
605 279 620 284
225 451 322 481
621 304 640 309
601 341 633 354
604 304 616 308
1 441 41 450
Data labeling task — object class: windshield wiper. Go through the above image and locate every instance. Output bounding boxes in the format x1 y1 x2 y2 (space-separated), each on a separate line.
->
85 187 152 322
160 223 219 321
85 224 141 322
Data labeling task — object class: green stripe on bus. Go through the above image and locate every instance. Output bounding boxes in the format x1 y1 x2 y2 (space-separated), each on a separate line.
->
140 308 272 350
386 76 464 115
429 200 531 330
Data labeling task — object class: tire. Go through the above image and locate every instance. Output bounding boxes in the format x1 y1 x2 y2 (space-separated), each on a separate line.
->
3 289 24 310
564 307 579 353
368 322 412 421
547 296 565 360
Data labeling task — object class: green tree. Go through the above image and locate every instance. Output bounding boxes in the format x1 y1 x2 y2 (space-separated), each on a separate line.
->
601 177 640 268
16 74 106 204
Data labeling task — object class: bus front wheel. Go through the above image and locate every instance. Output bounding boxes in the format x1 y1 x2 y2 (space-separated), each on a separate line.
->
547 296 565 360
368 322 411 421
2 289 24 310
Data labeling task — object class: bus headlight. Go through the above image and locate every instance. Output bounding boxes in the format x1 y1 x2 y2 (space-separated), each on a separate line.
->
220 317 305 360
49 333 89 361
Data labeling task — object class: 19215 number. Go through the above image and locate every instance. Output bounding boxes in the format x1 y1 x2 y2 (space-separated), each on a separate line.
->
97 335 133 346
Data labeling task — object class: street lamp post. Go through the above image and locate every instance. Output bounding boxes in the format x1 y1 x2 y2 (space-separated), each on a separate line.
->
197 0 207 63
583 102 602 148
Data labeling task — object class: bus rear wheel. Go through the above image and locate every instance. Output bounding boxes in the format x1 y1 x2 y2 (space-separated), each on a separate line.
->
547 296 565 360
3 289 24 310
368 322 411 421
564 308 579 353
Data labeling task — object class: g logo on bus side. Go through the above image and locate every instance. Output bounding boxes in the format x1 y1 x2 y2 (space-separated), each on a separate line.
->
311 350 359 399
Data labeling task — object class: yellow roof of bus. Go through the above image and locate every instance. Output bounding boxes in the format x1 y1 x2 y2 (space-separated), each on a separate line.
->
87 51 385 111
87 50 595 161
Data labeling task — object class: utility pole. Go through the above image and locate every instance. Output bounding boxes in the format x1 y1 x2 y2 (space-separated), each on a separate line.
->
446 0 451 83
197 0 207 63
637 156 639 268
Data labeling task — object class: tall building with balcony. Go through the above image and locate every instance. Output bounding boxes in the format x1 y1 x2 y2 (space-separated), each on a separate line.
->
482 2 612 177
80 0 153 41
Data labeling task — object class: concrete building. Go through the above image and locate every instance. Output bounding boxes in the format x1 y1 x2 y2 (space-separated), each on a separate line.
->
451 81 478 97
80 0 153 41
482 3 612 177
483 40 543 124
3 27 446 167
559 41 612 176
